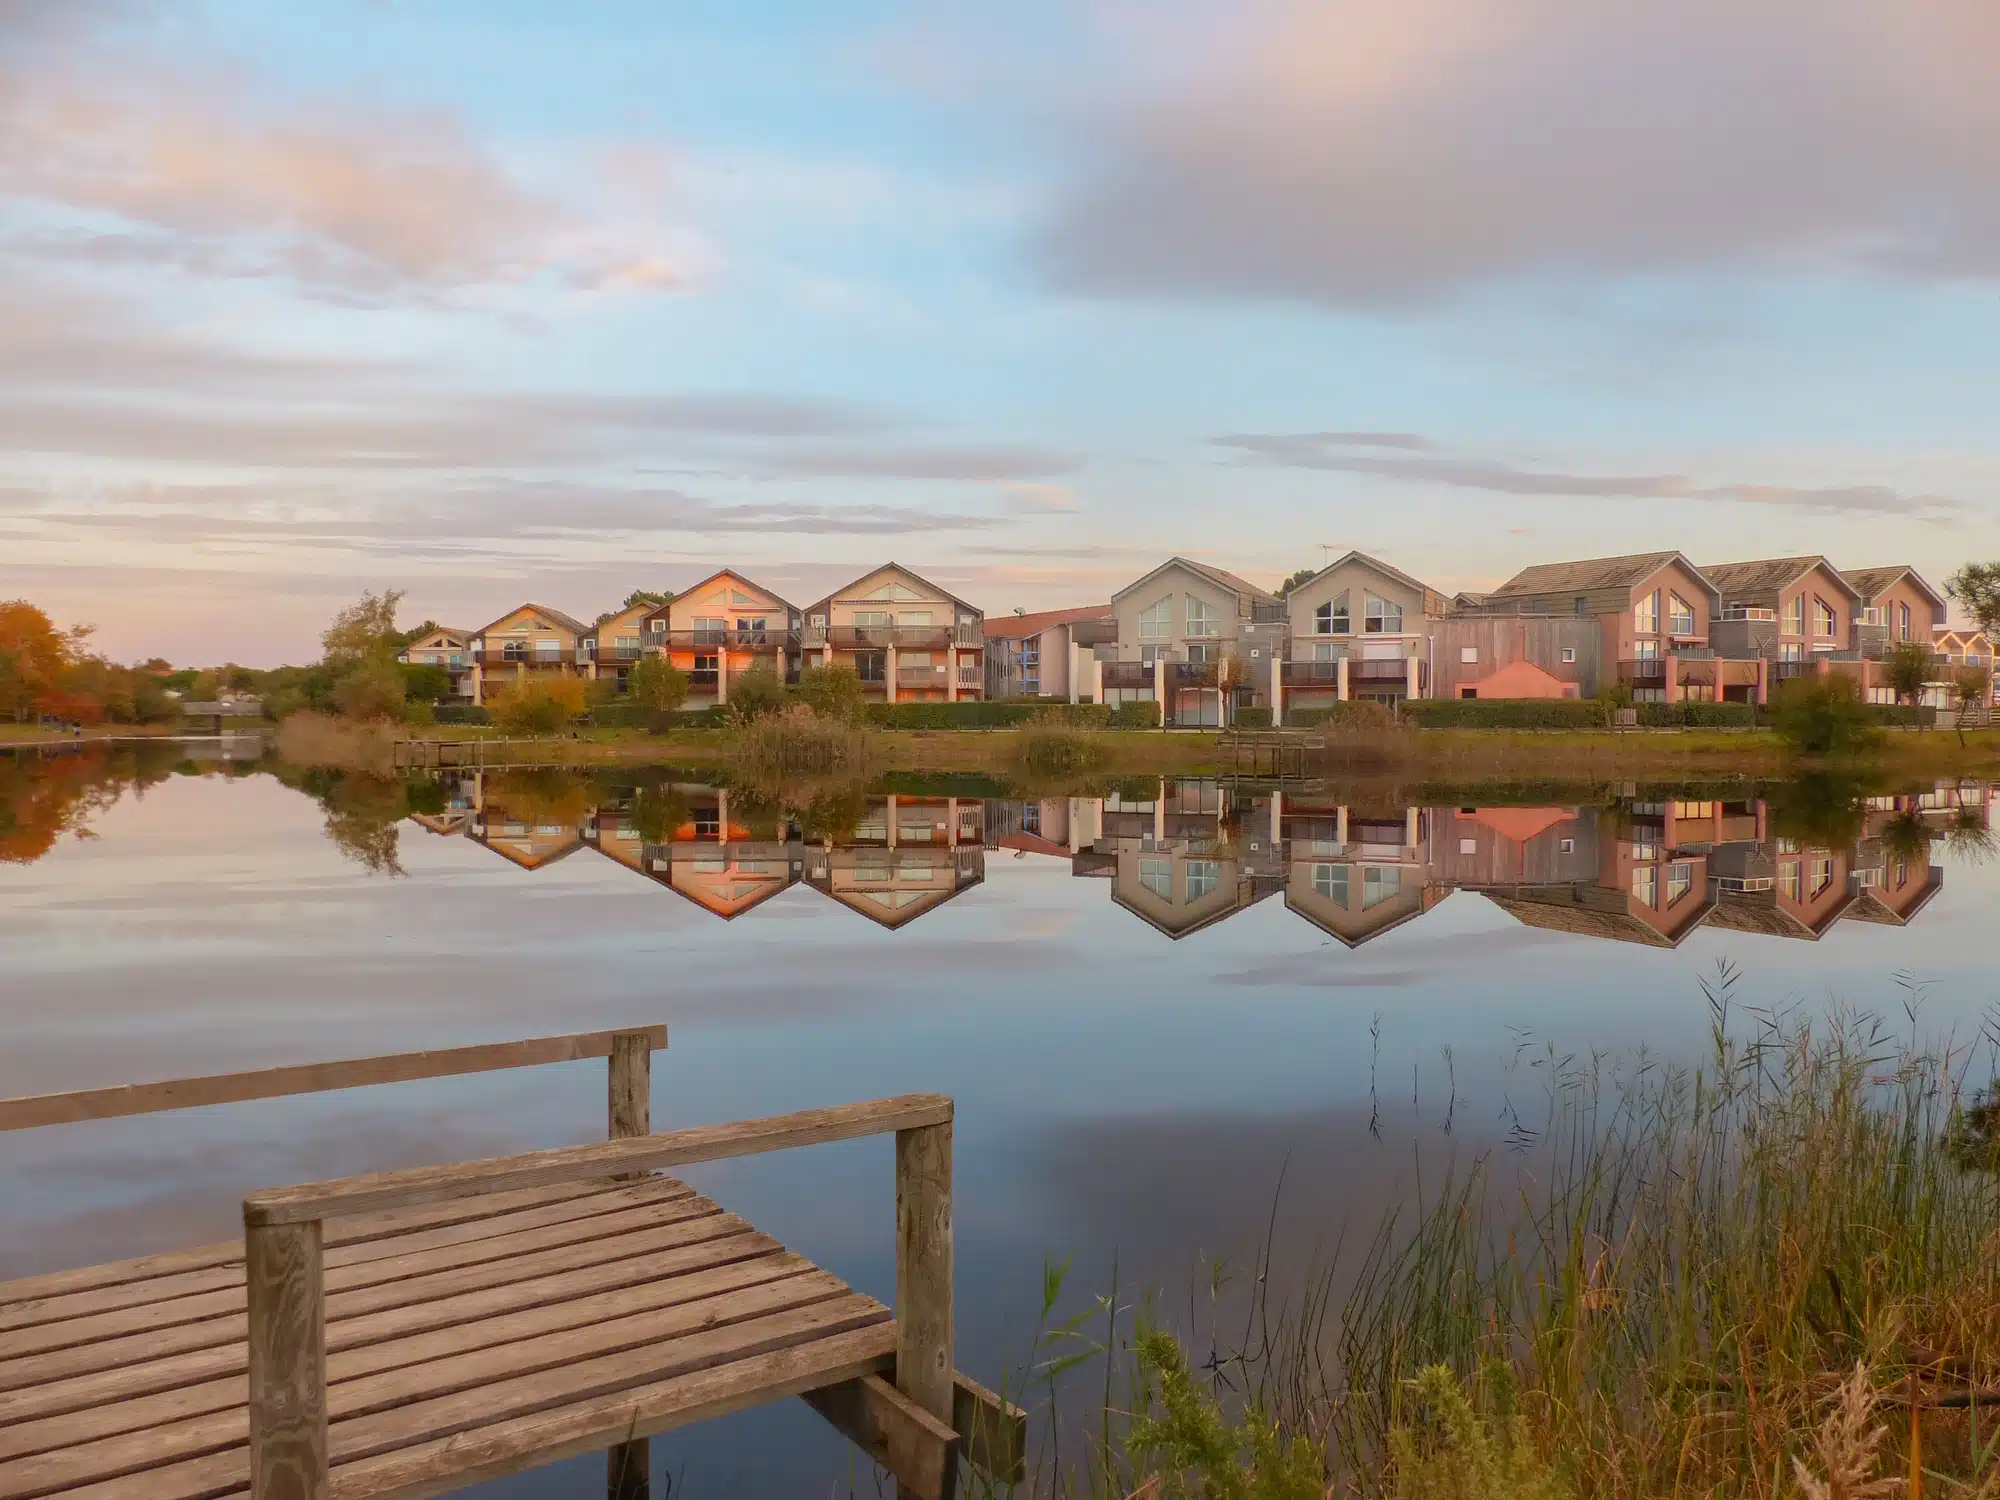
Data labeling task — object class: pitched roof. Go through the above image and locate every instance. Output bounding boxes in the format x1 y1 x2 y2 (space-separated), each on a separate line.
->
1699 556 1859 602
810 561 982 619
473 602 592 637
1840 565 1948 609
984 604 1112 641
668 568 798 615
1485 551 1699 600
1293 549 1439 600
1113 556 1279 606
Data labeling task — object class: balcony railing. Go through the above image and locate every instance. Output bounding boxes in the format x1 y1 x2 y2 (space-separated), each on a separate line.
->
897 665 948 689
1101 661 1156 690
1169 661 1221 688
1769 660 1815 682
1282 660 1343 686
1618 658 1668 684
477 649 575 668
650 629 792 651
802 624 983 650
1351 657 1414 683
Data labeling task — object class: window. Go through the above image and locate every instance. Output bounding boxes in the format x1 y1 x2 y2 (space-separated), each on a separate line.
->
899 611 933 627
1310 864 1349 904
1899 602 1912 640
1364 593 1404 634
1362 866 1402 908
1315 592 1350 635
650 618 666 635
1459 837 1478 855
1561 647 1578 663
1185 641 1217 664
1784 595 1805 636
1780 641 1804 662
616 635 639 651
855 652 886 683
1460 687 1477 699
1139 596 1173 639
1311 641 1341 662
1635 590 1660 634
1633 639 1661 660
694 616 726 645
735 617 768 642
728 590 758 607
1809 856 1835 899
1779 861 1801 901
1459 646 1479 664
1186 597 1219 638
534 639 562 659
1559 837 1575 854
853 611 892 630
1575 596 1590 617
1668 594 1695 636
1632 865 1658 907
1665 862 1694 906
1812 597 1836 638
1139 858 1173 900
1861 605 1885 627
1185 859 1220 900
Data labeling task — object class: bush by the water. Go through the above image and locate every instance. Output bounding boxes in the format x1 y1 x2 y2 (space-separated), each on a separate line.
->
1016 713 1109 777
491 677 589 734
1231 706 1273 729
432 704 491 726
724 662 788 722
1634 699 1756 728
792 663 869 721
729 703 874 777
1769 672 1878 756
1108 700 1161 729
1401 697 1609 729
862 700 1114 730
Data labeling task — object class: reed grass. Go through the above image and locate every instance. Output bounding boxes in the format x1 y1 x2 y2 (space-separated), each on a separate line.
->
272 710 397 772
1000 972 2000 1499
726 703 877 779
1019 713 1112 778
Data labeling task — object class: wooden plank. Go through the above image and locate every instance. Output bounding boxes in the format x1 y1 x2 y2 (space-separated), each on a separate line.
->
327 1323 898 1500
0 1192 718 1360
0 1027 667 1133
802 1373 960 1500
0 1211 755 1396
246 1220 327 1500
952 1372 1026 1483
0 1182 689 1335
0 1231 787 1430
245 1095 954 1227
895 1120 955 1422
0 1253 815 1462
0 1276 869 1493
605 1030 652 1498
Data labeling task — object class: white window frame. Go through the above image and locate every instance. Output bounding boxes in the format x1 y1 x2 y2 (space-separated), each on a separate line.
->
1139 596 1173 640
1316 592 1350 636
1363 592 1404 635
1185 596 1220 639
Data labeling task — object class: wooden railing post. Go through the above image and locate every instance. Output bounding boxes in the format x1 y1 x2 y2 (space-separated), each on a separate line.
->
895 1116 955 1423
245 1217 328 1500
607 1029 655 1499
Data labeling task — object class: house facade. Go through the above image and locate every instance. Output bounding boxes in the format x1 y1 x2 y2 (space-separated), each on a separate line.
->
1106 558 1284 726
397 628 475 702
984 605 1114 701
581 601 662 696
652 570 800 708
468 604 592 707
1277 551 1444 717
1703 556 1863 696
803 563 984 702
1845 566 1948 658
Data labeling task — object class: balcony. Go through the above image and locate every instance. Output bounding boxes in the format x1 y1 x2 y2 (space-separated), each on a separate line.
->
803 624 981 650
1769 660 1815 683
1169 661 1221 689
478 649 575 668
897 665 948 690
652 629 792 651
1618 658 1668 686
1102 661 1156 691
1351 657 1415 684
1282 660 1343 687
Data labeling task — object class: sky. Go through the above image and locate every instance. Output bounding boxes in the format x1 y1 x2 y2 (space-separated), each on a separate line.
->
5 0 2000 666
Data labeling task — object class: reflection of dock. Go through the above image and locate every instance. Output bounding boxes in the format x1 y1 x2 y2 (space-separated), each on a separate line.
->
394 739 601 772
0 1028 1021 1500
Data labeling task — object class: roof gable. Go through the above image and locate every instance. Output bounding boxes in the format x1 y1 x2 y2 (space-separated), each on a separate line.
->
668 569 798 622
1700 556 1859 603
985 604 1113 640
1486 551 1713 601
1840 565 1948 610
475 603 591 637
813 562 981 619
1294 550 1438 600
1113 556 1277 607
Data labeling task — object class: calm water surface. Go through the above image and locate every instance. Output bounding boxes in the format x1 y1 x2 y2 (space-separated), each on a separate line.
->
3 742 1996 1494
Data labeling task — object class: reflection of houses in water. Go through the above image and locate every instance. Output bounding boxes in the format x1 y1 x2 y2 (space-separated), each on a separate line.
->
1280 793 1436 947
466 777 587 871
1067 779 1284 939
805 796 985 929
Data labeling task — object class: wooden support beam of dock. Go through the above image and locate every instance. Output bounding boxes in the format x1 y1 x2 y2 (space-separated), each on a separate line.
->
802 1373 959 1500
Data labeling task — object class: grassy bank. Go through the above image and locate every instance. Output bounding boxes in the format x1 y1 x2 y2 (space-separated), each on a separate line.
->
1007 989 2000 1498
0 722 199 749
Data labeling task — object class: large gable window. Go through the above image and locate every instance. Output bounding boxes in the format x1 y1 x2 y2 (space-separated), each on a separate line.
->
1668 594 1695 636
1315 592 1350 635
1139 596 1173 639
1784 595 1805 636
1812 597 1837 638
1634 590 1660 634
1186 596 1219 638
1364 592 1403 634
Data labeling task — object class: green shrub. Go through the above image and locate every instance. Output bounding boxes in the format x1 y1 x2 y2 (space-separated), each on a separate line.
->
334 660 407 722
1108 700 1161 729
862 700 1112 730
1864 702 1933 728
1232 706 1274 729
432 704 490 726
1634 700 1756 728
1017 712 1109 776
791 662 868 721
624 655 689 713
397 662 452 704
1401 697 1608 729
1769 672 1878 755
725 663 787 722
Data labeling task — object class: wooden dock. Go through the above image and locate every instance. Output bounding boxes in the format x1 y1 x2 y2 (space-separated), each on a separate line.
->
0 1029 1019 1500
1220 730 1314 780
392 738 605 772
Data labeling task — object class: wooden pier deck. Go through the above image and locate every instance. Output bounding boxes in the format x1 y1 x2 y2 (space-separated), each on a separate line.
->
0 1029 1018 1500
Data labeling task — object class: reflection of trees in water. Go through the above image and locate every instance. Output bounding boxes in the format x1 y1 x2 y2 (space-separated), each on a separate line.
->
485 769 592 827
626 784 691 845
0 744 180 863
1763 774 1868 849
287 768 420 876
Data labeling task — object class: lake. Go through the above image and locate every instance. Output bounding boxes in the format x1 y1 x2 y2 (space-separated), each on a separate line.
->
3 741 1995 1494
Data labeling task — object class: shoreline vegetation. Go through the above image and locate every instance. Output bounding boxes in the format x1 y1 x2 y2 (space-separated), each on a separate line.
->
1004 985 2000 1498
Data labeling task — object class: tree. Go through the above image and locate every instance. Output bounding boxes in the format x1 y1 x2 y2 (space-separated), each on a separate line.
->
0 601 77 720
1883 640 1934 709
1953 662 1992 746
398 662 453 705
493 677 589 734
726 662 787 722
625 655 689 713
791 662 867 721
1768 674 1877 758
624 589 671 611
1947 562 2000 638
1277 567 1317 597
393 619 442 650
335 659 408 722
322 590 405 668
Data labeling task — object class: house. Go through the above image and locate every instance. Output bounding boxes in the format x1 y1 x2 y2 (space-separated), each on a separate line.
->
468 604 593 707
1844 566 1949 659
580 600 670 697
1702 556 1865 698
1277 551 1445 717
397 628 475 703
1474 552 1752 704
1107 558 1284 726
1934 627 1998 707
1280 799 1437 946
1427 618 1600 701
984 605 1114 701
802 564 984 702
651 570 801 708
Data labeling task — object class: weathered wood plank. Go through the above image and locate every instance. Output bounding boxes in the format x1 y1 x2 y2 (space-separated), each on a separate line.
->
0 1254 816 1463
245 1220 327 1500
328 1323 898 1500
0 1211 754 1396
605 1029 653 1498
895 1120 955 1422
802 1373 960 1500
0 1027 667 1133
0 1181 691 1336
0 1231 787 1430
952 1372 1026 1483
244 1096 954 1227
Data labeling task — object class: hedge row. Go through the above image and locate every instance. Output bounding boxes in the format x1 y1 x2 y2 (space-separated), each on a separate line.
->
432 705 491 726
861 700 1111 730
1635 701 1757 728
1400 698 1611 729
1864 703 1936 727
1232 706 1273 729
586 704 727 730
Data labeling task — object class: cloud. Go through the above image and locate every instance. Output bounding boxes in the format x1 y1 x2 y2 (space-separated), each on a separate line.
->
1031 0 2000 306
1214 432 1965 516
0 7 696 303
